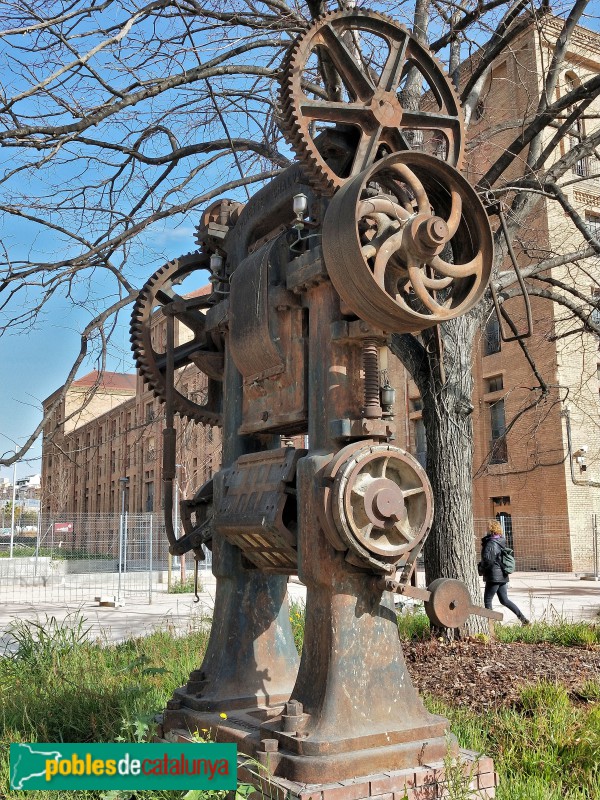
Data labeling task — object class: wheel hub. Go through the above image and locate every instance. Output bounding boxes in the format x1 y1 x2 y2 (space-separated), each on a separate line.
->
370 90 403 128
363 478 407 527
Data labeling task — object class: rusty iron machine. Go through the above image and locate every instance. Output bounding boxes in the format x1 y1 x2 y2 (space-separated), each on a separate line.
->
131 9 500 787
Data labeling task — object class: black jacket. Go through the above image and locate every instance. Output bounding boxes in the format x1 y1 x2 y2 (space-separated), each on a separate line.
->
480 533 508 584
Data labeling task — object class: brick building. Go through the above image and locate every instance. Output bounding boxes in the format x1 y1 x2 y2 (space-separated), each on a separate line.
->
464 16 600 570
41 360 222 520
41 16 600 571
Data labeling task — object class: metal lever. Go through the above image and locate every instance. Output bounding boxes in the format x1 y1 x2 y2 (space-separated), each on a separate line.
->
378 576 503 627
484 197 533 342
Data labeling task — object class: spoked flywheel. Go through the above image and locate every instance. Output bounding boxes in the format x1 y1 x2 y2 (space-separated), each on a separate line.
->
322 151 494 333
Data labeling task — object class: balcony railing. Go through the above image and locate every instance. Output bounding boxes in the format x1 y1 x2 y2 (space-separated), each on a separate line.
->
572 156 597 179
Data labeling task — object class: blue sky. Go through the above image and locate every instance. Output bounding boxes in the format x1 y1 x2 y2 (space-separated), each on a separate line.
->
0 218 202 482
1 0 597 483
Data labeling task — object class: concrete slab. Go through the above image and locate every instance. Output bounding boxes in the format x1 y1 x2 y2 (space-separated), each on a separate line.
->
0 571 597 656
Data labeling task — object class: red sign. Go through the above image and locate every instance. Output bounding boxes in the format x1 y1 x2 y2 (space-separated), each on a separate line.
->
53 522 74 534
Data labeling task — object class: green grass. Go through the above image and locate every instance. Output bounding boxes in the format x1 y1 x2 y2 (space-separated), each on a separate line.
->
0 545 113 560
396 605 431 640
426 682 600 799
1 610 599 799
0 613 212 800
289 599 305 653
393 604 600 648
494 618 600 646
168 576 203 594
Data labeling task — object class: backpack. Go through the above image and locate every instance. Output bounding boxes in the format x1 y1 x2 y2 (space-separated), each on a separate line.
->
500 546 516 574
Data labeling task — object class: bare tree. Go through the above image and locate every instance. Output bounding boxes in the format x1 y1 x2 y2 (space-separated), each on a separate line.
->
390 0 600 631
1 0 600 633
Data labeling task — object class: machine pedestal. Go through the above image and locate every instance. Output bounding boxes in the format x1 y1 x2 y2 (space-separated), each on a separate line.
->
156 719 497 799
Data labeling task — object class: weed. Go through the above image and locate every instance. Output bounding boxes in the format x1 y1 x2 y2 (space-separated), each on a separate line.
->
494 618 600 647
2 611 92 669
440 738 485 800
289 599 305 654
169 577 203 594
396 606 431 641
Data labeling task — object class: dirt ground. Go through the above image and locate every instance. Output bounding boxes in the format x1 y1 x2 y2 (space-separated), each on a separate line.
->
404 639 600 712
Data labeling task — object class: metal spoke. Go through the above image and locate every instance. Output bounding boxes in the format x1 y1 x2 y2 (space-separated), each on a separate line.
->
358 522 375 539
430 252 482 279
373 229 405 288
299 99 370 125
403 486 425 498
380 33 409 92
401 110 461 131
351 126 384 175
407 264 452 314
392 520 414 542
320 23 376 102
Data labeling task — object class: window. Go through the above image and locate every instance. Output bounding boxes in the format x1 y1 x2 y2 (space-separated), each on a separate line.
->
411 398 423 412
146 436 156 463
591 285 600 327
146 402 155 422
485 375 504 393
565 73 590 178
489 399 508 463
587 214 600 245
413 418 427 468
145 481 154 512
496 512 514 549
483 316 501 355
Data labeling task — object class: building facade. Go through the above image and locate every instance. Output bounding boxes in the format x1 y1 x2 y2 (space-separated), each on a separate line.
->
41 17 600 571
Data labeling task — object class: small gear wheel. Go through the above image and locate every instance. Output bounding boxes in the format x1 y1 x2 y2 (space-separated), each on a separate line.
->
130 252 223 425
279 9 465 196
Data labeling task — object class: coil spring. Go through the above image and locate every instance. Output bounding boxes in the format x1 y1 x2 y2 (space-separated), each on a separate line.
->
363 338 381 418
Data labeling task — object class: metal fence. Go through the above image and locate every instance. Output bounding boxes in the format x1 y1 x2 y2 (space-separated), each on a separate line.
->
0 512 212 605
1 512 599 606
474 514 600 575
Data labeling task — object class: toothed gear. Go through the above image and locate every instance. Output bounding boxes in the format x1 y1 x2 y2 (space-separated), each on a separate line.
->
279 9 465 196
130 252 222 426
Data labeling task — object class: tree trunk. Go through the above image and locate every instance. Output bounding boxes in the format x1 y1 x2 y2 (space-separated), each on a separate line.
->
392 313 487 636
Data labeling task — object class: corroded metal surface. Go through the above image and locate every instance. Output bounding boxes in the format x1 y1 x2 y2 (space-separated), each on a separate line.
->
133 7 498 790
322 151 494 333
130 252 223 425
214 448 305 573
320 441 433 573
279 9 465 196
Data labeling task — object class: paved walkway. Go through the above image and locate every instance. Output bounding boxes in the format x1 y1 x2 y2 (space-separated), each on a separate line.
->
0 571 597 654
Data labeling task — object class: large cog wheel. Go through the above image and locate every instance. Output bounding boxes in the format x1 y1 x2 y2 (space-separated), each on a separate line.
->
279 9 465 196
130 252 223 426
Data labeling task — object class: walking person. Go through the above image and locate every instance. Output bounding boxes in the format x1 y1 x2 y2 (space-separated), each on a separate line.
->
480 520 529 625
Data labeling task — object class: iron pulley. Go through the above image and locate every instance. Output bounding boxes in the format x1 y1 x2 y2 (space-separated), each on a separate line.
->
321 441 433 573
322 151 494 333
